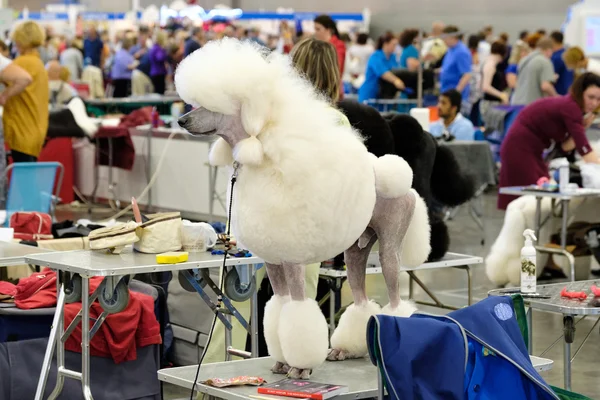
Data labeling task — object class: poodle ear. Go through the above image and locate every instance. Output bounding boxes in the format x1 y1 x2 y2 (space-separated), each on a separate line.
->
233 136 264 166
209 137 234 166
235 98 268 166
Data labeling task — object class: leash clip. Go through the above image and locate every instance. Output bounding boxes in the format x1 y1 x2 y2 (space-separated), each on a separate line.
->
232 161 240 180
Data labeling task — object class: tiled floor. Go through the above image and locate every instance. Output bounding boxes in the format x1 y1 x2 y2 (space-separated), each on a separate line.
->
150 191 600 399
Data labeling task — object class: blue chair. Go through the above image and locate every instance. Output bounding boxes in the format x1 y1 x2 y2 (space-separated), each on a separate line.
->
5 162 64 224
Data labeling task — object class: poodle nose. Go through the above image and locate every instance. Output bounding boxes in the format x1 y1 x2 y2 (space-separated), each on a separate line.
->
178 115 189 129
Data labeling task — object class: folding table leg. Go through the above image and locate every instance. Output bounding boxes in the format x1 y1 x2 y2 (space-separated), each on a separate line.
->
81 276 94 399
35 283 66 400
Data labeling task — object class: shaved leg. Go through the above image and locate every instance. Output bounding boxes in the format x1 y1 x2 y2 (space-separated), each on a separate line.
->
328 229 381 361
345 229 377 307
266 263 289 297
373 193 418 316
282 263 305 301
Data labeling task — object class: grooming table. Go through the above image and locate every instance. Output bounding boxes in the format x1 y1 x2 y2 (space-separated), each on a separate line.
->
158 355 553 399
25 247 264 400
0 242 52 267
499 187 600 281
489 280 600 391
319 252 483 333
85 95 182 116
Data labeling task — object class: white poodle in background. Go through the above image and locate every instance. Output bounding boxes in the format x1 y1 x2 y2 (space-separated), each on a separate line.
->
175 39 431 379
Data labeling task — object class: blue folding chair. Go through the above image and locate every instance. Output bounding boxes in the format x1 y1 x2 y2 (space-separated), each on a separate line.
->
5 162 64 224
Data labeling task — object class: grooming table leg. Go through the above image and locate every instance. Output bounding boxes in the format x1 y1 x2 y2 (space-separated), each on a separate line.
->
250 265 259 358
199 269 250 333
534 197 542 240
407 271 459 310
81 277 94 399
563 315 574 391
527 307 533 355
329 285 336 334
35 282 66 400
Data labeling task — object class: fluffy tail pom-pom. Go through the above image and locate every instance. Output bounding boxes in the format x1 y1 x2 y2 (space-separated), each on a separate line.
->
400 191 431 267
373 154 413 199
233 136 264 166
208 137 234 166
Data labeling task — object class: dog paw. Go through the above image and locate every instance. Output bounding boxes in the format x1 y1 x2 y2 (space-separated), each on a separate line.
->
326 348 359 361
271 361 290 374
287 367 312 380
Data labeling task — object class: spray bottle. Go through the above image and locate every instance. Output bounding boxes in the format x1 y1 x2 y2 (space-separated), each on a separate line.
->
521 229 537 293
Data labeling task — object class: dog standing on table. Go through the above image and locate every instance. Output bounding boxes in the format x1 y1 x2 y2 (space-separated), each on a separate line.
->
175 39 431 379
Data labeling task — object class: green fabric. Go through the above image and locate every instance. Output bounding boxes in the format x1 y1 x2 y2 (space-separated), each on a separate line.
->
551 386 594 400
511 294 530 352
510 295 593 400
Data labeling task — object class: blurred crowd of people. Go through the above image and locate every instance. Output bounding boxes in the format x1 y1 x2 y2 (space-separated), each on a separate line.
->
0 14 598 166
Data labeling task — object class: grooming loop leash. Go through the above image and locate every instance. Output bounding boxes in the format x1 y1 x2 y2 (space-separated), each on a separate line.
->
189 161 240 400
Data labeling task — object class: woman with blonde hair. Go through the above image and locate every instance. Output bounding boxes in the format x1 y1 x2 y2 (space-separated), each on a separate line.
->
290 37 343 105
149 30 168 94
4 21 48 162
563 46 600 76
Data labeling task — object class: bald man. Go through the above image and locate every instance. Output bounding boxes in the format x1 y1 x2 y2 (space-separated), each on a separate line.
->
422 21 447 64
47 60 76 105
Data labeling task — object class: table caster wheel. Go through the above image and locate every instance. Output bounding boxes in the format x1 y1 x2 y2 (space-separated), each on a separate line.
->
224 269 256 302
178 270 206 292
563 316 575 344
64 274 82 304
98 279 130 314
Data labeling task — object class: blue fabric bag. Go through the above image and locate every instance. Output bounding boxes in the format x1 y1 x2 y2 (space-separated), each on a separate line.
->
367 296 559 400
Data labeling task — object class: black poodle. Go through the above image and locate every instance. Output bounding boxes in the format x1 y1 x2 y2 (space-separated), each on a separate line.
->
338 99 476 261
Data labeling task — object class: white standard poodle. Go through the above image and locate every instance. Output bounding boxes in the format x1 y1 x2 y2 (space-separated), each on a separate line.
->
175 38 431 379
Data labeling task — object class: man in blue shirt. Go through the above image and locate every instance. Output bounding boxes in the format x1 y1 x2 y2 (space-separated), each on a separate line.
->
440 25 472 101
83 27 104 68
429 89 475 141
130 26 153 95
184 27 204 57
550 31 573 95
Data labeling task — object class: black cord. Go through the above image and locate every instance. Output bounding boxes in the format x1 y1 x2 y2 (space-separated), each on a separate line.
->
189 164 238 400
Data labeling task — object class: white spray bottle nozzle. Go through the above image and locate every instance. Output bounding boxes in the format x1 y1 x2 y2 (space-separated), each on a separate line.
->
523 229 537 243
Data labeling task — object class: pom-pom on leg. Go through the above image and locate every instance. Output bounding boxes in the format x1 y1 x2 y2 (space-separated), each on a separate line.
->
381 300 417 317
264 295 290 371
278 299 329 378
328 301 381 361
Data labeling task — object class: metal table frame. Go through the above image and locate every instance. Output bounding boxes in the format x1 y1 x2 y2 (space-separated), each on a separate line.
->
489 280 600 391
25 248 264 400
319 252 483 334
499 187 600 281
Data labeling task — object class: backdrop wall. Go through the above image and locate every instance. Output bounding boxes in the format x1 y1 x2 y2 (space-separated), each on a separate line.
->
8 0 578 41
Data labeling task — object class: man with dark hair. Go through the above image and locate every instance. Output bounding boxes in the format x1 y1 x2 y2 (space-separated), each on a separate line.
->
550 30 574 95
440 26 472 101
130 25 153 95
184 27 204 57
429 89 475 140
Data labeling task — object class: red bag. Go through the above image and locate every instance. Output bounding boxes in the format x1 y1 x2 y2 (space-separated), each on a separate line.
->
10 212 53 240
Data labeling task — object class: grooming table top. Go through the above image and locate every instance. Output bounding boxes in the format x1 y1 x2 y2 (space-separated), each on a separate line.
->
25 246 264 277
158 355 553 399
85 95 182 105
319 252 483 278
490 280 600 316
499 186 600 200
0 242 52 267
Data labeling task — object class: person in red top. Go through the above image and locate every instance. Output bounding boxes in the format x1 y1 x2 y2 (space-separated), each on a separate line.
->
314 15 345 99
498 72 600 209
